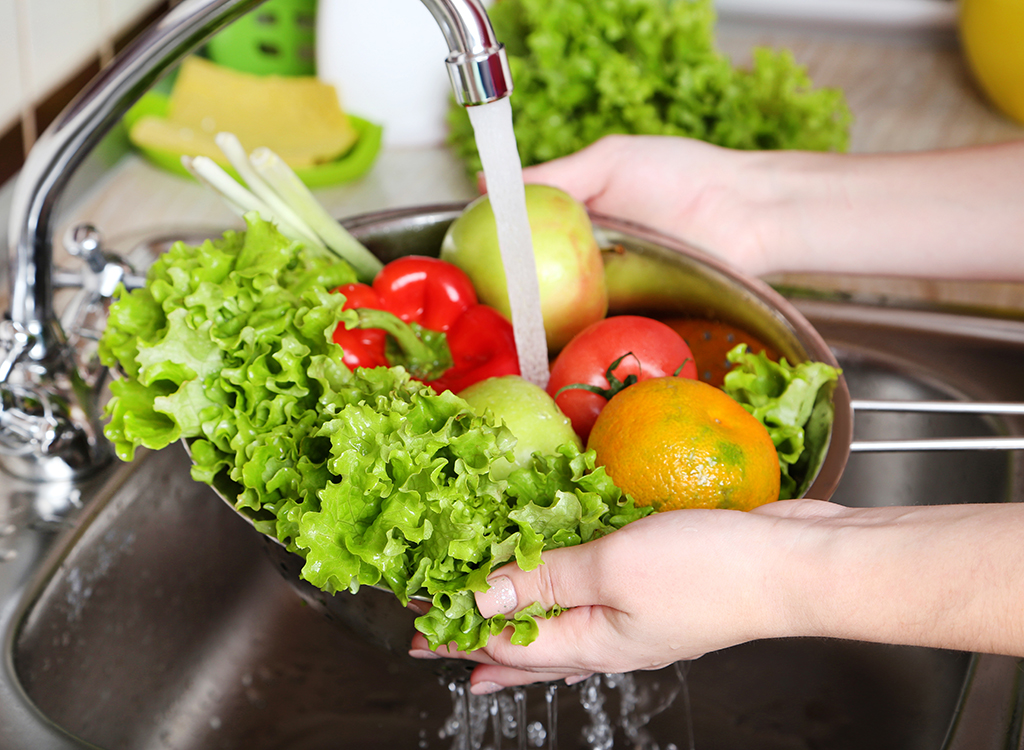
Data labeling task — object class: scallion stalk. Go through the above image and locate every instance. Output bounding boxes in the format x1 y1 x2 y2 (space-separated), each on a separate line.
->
212 133 326 252
183 135 385 283
249 146 383 281
183 155 318 248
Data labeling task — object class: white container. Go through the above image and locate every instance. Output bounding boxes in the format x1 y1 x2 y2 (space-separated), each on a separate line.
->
316 0 453 147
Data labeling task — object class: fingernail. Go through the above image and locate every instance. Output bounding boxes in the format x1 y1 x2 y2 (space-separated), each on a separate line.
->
565 673 593 686
409 649 442 660
477 576 517 618
470 681 505 696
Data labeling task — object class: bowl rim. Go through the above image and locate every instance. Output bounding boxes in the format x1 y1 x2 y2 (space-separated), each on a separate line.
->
342 202 853 502
190 202 852 560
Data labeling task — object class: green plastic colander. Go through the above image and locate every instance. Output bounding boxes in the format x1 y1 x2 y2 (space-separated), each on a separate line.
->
207 0 318 76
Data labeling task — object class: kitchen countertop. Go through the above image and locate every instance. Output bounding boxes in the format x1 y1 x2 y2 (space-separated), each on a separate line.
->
716 21 1024 312
45 20 1024 313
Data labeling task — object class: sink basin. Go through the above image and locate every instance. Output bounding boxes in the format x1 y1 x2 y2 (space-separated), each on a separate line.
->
5 340 1020 750
3 216 1024 748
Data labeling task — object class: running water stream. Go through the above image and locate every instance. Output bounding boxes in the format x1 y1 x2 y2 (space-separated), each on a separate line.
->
466 98 550 388
449 94 695 750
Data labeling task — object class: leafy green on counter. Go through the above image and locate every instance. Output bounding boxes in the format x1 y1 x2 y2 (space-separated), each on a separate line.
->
449 0 852 172
98 215 648 651
722 344 841 500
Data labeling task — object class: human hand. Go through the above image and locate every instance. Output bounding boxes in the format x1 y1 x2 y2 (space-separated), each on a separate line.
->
409 499 845 694
515 135 778 276
516 135 1024 282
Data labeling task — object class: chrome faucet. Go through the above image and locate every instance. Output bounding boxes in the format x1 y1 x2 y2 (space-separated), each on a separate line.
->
1 0 512 481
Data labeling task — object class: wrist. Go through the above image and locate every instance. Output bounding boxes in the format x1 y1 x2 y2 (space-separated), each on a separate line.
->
751 506 845 641
687 148 831 277
655 142 794 277
750 502 927 644
727 149 851 277
767 503 1024 656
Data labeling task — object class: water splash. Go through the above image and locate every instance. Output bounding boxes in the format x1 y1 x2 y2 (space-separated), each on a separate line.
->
545 683 558 750
674 662 696 750
579 676 613 750
466 98 550 389
438 670 689 750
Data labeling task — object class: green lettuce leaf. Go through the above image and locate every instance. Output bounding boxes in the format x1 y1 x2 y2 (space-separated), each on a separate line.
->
722 344 841 499
99 215 650 651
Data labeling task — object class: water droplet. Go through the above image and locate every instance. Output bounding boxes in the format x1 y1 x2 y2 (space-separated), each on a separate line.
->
526 720 546 747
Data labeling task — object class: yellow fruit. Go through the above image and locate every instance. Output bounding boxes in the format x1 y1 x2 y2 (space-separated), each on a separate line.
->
959 0 1024 125
587 378 780 512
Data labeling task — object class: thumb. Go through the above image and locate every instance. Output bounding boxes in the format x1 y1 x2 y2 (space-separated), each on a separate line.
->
520 144 617 205
475 544 604 619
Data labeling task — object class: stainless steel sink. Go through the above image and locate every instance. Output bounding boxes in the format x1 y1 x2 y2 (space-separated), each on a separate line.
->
3 221 1024 749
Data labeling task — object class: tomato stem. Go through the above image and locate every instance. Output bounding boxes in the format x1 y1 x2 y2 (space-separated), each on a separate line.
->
555 352 640 401
672 358 694 377
556 353 696 401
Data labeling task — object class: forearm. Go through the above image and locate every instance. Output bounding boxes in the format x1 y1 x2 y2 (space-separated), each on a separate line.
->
738 141 1024 280
778 503 1024 656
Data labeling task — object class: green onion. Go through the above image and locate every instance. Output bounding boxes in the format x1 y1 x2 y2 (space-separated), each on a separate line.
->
183 154 318 248
182 134 385 282
213 133 326 252
249 146 383 281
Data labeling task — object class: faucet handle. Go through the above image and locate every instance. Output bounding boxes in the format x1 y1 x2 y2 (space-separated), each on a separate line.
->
64 224 108 275
0 317 112 481
0 321 33 385
58 224 138 347
0 224 137 480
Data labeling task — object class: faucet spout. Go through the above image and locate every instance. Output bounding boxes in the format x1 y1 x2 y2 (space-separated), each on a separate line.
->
420 0 513 106
2 0 512 479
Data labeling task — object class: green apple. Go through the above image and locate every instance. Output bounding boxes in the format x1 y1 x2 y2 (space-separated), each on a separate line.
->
440 184 608 353
460 375 582 479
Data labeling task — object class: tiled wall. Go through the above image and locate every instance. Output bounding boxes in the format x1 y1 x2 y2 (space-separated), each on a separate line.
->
0 0 170 183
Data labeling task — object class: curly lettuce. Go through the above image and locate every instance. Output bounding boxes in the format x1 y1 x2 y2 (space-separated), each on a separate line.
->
99 215 648 651
449 0 851 172
722 344 841 500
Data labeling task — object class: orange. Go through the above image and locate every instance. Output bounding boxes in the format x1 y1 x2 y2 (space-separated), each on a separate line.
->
587 377 780 512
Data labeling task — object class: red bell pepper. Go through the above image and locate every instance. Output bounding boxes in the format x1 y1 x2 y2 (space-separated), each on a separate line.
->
332 256 520 393
332 282 389 370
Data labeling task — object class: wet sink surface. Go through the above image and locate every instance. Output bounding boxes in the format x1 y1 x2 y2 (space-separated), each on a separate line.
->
8 306 1024 750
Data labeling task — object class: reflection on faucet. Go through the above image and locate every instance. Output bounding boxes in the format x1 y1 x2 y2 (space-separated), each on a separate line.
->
1 0 512 481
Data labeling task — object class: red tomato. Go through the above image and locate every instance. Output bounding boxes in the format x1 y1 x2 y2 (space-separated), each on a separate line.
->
547 315 698 443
